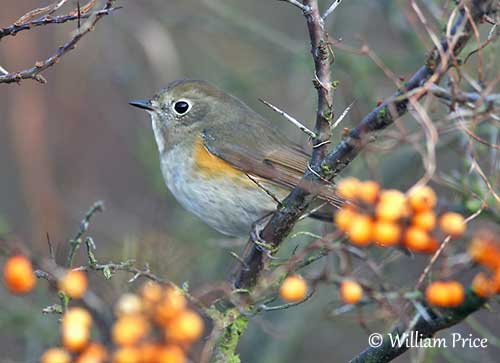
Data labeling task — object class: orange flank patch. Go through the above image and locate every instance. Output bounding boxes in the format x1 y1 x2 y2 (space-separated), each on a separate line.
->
193 136 250 183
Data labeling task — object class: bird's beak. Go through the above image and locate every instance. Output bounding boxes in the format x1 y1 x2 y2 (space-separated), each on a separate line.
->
128 99 154 111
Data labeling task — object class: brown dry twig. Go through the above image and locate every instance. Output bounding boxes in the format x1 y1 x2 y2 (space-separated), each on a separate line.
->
0 0 120 84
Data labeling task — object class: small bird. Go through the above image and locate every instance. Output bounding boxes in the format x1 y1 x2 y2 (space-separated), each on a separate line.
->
130 80 337 236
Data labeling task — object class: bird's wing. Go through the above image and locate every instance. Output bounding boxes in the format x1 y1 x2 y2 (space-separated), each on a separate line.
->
200 123 341 206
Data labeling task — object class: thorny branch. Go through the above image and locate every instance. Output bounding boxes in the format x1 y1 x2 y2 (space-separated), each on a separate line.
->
233 0 497 290
0 0 119 84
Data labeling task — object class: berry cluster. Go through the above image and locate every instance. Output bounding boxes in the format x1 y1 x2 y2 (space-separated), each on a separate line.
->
334 178 466 252
2 254 203 363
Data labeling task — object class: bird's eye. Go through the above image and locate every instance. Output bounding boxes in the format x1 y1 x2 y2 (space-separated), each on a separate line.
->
173 100 191 115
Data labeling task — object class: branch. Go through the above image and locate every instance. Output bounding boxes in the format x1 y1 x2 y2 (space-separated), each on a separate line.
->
0 8 118 39
349 290 486 363
0 0 119 84
233 0 496 289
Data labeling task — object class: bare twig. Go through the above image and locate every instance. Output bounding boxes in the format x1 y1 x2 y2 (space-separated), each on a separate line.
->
0 1 119 84
259 98 317 139
322 0 343 21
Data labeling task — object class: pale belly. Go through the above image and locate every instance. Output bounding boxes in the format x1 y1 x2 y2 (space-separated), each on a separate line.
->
160 146 280 236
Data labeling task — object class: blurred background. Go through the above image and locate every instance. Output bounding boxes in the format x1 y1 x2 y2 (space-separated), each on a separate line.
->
0 1 498 362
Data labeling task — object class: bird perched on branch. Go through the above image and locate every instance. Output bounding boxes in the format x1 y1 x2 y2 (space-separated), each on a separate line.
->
130 80 338 236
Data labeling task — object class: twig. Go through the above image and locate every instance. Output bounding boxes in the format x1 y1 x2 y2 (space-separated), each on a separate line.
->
67 201 104 268
331 100 355 130
0 1 119 84
322 0 343 21
259 98 317 139
278 0 311 13
0 8 118 39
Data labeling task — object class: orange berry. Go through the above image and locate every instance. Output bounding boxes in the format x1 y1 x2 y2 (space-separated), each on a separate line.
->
155 289 187 325
347 214 373 246
425 281 449 307
358 180 380 204
76 343 108 363
157 345 186 363
140 282 163 308
372 221 401 247
334 207 357 233
59 270 88 299
426 281 464 307
404 227 432 253
408 185 437 212
439 212 466 237
375 190 408 222
471 272 495 298
115 293 143 316
167 309 204 343
113 347 141 363
63 307 93 330
336 177 361 200
3 255 36 294
412 210 436 231
112 314 150 346
279 275 308 302
447 281 465 307
40 348 71 363
468 237 500 271
62 322 90 352
139 343 162 363
340 279 363 304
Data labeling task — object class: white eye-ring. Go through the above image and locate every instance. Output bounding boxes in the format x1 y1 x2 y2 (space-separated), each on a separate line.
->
172 99 192 116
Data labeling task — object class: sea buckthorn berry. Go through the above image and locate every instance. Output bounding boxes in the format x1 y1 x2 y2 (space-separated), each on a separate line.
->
468 237 500 271
157 345 186 363
412 210 436 231
425 281 449 307
447 281 465 307
358 180 380 204
140 282 163 304
112 314 150 346
59 270 88 299
347 215 374 246
471 273 495 298
76 343 108 363
113 347 141 363
404 226 432 253
62 323 90 352
115 293 143 316
408 185 437 212
373 221 401 247
439 212 466 237
155 289 187 325
340 280 363 304
63 307 93 329
336 177 361 200
3 255 36 294
376 190 408 222
279 275 308 302
426 281 464 307
40 348 71 363
334 207 357 233
139 343 162 363
167 309 205 343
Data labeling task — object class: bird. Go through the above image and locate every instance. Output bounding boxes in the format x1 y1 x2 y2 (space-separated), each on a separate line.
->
129 80 338 237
